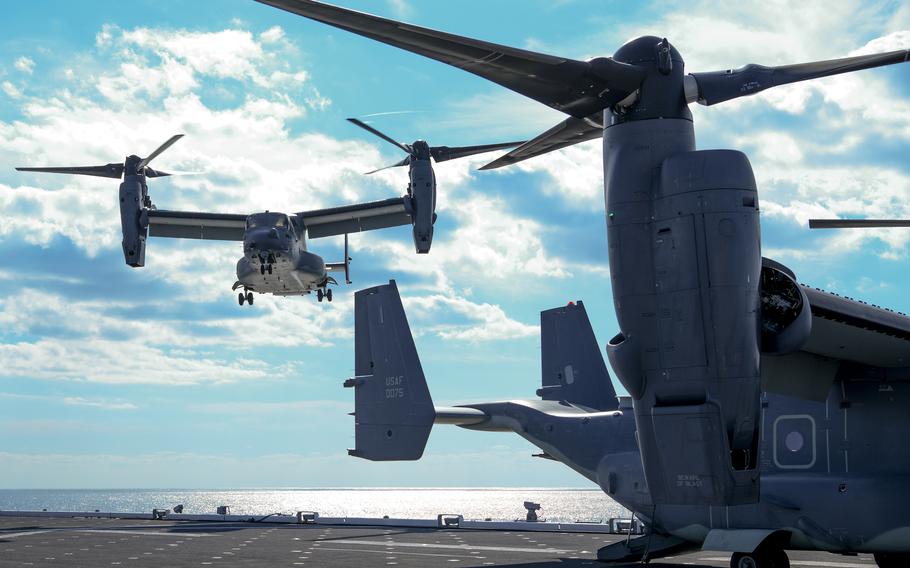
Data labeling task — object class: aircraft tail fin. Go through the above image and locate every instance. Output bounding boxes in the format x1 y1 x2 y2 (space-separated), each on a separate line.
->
345 280 435 460
537 301 618 411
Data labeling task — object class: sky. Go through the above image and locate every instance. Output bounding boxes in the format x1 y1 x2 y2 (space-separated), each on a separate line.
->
0 0 908 489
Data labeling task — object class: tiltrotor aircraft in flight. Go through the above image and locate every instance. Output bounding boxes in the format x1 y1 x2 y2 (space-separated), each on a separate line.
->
257 0 910 566
16 132 521 305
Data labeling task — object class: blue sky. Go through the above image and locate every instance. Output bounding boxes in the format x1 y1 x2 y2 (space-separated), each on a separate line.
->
0 0 908 489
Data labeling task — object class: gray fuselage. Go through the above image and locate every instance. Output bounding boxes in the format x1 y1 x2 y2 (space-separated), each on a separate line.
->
236 212 327 296
464 375 910 554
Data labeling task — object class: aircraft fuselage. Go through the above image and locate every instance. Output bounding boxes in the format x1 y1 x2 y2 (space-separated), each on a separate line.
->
235 212 329 297
464 374 910 554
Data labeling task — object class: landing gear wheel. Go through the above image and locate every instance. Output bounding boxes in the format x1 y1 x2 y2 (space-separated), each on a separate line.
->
730 549 789 568
326 289 333 302
238 292 245 306
874 552 910 568
246 292 254 305
260 264 265 275
317 289 324 302
267 264 273 274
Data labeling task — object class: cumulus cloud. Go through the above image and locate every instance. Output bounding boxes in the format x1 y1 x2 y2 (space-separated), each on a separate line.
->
404 294 538 342
0 18 555 401
14 56 35 74
62 397 138 410
1 81 22 99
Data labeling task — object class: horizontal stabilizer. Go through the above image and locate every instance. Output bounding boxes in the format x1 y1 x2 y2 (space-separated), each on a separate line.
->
347 280 435 460
538 301 618 411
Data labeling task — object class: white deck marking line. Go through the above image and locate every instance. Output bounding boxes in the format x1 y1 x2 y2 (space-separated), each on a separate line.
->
330 539 575 554
77 530 210 537
702 558 874 568
0 531 51 539
314 546 483 559
2 528 210 538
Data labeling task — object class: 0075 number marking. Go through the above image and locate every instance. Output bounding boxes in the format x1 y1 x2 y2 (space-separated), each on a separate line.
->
385 375 405 399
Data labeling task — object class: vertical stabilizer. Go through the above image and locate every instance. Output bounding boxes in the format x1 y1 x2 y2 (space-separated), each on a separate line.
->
537 302 618 411
346 280 435 460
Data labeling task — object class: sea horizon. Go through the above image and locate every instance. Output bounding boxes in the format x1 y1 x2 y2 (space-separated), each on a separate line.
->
0 487 630 523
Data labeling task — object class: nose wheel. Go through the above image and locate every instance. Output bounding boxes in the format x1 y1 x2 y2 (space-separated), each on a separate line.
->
316 288 333 303
238 291 255 306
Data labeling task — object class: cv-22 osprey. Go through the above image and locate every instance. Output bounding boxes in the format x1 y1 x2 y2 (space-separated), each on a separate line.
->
16 133 521 305
260 0 910 512
348 281 910 568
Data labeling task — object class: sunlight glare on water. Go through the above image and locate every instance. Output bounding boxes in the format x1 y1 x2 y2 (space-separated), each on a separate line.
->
0 488 631 523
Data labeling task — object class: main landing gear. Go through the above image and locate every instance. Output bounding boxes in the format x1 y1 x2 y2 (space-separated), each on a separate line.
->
238 291 254 306
316 288 333 303
730 547 789 568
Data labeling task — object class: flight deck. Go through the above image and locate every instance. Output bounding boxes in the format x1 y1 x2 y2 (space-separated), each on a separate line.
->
0 515 878 567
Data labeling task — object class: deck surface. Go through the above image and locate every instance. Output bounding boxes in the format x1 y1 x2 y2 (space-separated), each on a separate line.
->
0 516 879 567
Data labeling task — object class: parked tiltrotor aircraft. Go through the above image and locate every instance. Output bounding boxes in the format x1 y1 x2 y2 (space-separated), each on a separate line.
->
349 281 910 568
16 133 521 304
256 1 910 566
258 0 910 508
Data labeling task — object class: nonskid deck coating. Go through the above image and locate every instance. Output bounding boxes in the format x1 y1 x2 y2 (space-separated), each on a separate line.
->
0 516 879 567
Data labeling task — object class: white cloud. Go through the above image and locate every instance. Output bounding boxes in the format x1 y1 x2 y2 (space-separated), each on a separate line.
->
404 294 538 342
759 163 910 258
259 26 285 44
386 0 412 18
63 397 138 410
359 188 571 295
2 81 22 99
0 338 272 385
14 56 35 74
733 132 804 165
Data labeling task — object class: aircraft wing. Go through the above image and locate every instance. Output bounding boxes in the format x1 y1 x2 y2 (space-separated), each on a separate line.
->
800 287 910 367
762 286 910 400
146 210 247 241
296 197 411 239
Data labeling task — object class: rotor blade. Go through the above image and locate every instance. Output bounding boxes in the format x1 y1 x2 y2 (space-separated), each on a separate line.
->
479 115 602 170
809 219 910 229
690 49 910 106
144 168 172 178
364 156 411 175
430 141 526 163
347 118 412 154
137 134 184 170
15 163 124 179
258 0 646 118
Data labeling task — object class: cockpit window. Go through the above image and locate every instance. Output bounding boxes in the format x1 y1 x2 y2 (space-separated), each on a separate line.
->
246 213 289 229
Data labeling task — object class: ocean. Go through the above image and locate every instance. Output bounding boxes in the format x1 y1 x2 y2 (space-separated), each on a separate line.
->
0 488 631 523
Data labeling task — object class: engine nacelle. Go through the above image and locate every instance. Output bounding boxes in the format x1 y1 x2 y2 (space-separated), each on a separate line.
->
760 258 812 355
408 161 437 254
119 175 148 267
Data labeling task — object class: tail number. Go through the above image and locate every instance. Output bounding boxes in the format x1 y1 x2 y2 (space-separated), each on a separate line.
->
385 375 405 399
